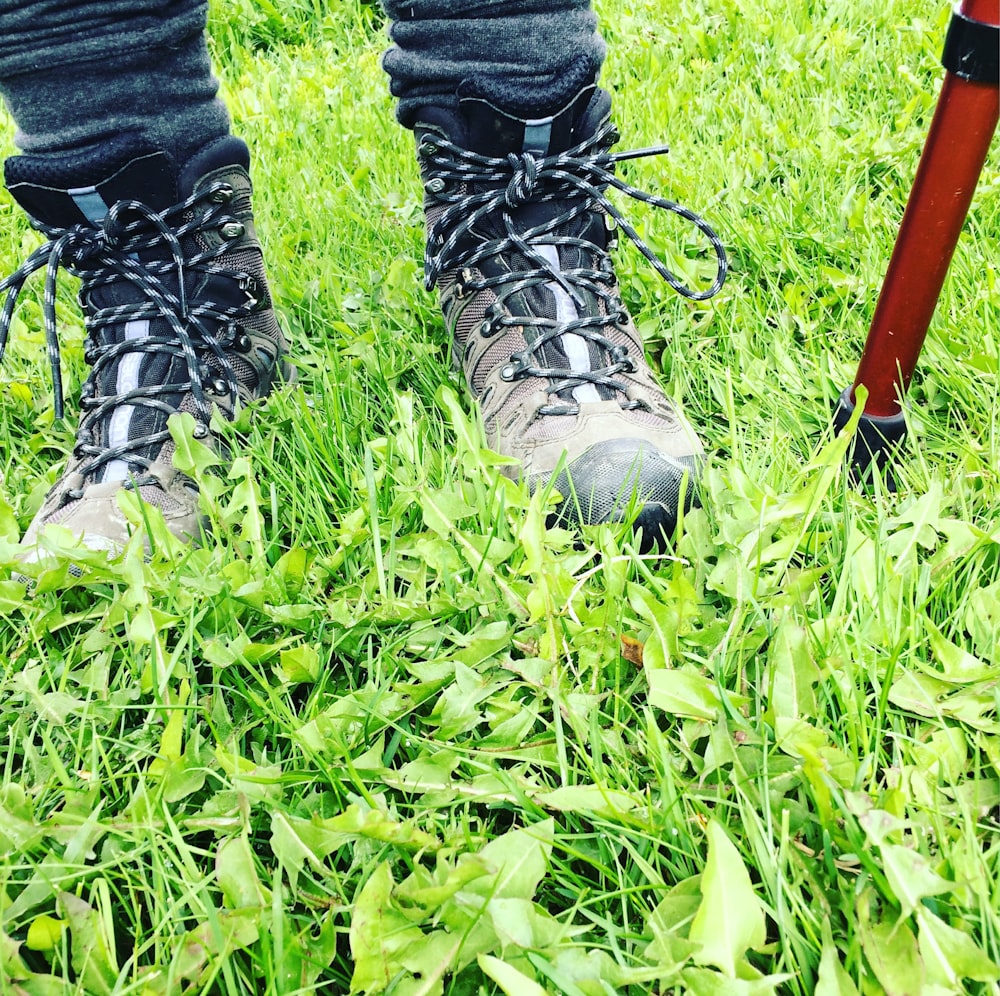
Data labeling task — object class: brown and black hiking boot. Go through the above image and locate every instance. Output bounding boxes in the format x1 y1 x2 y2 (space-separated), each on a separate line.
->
1 134 290 554
416 86 726 545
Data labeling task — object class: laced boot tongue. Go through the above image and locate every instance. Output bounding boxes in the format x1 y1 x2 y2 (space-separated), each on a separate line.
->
447 88 621 407
3 136 253 488
459 85 598 158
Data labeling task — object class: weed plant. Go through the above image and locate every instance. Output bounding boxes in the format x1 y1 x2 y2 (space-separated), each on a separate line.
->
1 0 999 993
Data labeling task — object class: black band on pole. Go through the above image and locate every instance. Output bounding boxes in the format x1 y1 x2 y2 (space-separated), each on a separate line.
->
942 6 1000 83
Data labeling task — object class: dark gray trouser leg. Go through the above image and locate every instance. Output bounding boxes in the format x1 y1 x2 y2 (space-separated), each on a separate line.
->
0 0 229 162
381 1 606 127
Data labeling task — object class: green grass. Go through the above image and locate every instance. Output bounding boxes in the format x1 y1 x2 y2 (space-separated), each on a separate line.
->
1 0 1000 992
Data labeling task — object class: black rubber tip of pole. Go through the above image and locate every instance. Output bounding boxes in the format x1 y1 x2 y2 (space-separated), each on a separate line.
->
833 387 908 490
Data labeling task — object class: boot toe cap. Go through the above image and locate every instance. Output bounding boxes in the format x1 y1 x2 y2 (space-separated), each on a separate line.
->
542 438 700 545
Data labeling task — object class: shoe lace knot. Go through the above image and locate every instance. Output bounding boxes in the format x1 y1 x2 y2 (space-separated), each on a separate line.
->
421 119 727 414
421 119 728 301
504 152 540 209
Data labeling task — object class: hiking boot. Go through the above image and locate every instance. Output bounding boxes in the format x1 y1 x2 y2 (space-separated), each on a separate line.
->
0 134 290 554
416 86 726 544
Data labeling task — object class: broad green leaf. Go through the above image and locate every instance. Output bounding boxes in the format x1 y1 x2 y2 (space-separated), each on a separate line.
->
392 935 459 996
25 915 66 952
0 496 19 543
774 717 857 822
0 793 44 852
888 670 951 718
349 862 426 994
648 668 721 721
3 805 107 927
326 804 441 851
61 893 118 996
766 612 819 721
395 855 491 912
627 578 700 668
857 808 905 848
911 727 967 783
0 932 29 980
175 910 260 983
148 706 185 778
216 835 269 909
535 784 640 817
917 908 1000 987
464 819 553 902
279 644 321 683
0 931 65 995
418 485 476 537
764 390 864 528
646 875 703 968
486 897 568 952
858 899 924 995
549 946 645 993
884 483 945 565
11 666 85 726
429 661 506 738
681 966 789 994
880 843 954 918
168 411 222 476
921 619 994 684
478 954 550 996
269 812 346 893
816 921 859 996
689 820 766 976
451 620 512 668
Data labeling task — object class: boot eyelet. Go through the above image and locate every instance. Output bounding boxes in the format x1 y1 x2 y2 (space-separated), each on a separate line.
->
236 333 253 353
453 267 475 299
425 177 446 195
192 421 210 439
210 378 229 395
220 221 245 240
500 364 516 382
210 183 235 203
240 275 263 309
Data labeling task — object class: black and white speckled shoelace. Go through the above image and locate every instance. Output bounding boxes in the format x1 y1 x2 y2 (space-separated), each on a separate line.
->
420 119 727 416
421 118 728 299
0 183 254 491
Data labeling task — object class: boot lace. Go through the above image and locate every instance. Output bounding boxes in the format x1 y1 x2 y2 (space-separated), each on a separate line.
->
421 119 727 416
0 184 258 489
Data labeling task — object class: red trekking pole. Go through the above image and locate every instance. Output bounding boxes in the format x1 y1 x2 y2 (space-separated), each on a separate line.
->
834 0 999 481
